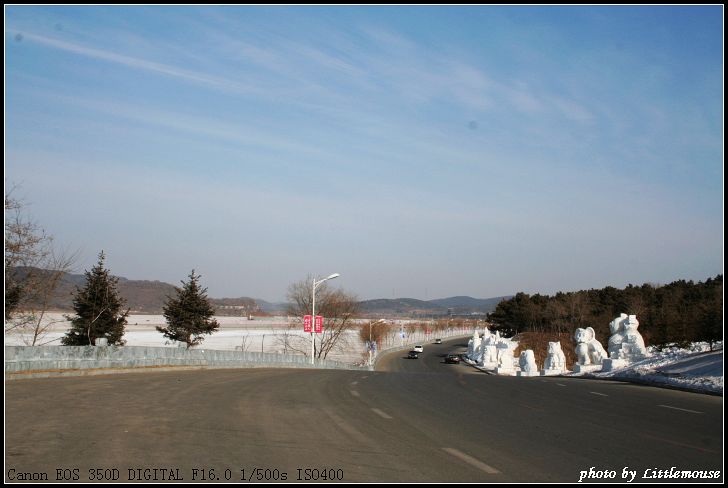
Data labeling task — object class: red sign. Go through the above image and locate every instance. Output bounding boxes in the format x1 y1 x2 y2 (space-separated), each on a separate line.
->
303 315 312 333
314 315 324 333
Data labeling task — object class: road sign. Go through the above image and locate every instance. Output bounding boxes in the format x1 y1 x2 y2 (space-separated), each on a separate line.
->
314 315 323 333
303 315 312 333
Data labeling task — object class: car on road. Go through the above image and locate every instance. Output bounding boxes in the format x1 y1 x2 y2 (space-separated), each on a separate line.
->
444 354 461 364
434 338 442 344
413 345 424 353
407 351 419 359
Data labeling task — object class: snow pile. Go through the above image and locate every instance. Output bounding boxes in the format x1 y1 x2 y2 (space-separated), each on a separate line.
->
578 342 723 394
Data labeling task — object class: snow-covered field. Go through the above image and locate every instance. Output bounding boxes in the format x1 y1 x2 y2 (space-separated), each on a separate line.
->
3 313 454 365
4 314 364 363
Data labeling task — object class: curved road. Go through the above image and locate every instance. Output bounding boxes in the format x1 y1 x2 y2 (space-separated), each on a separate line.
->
5 338 723 482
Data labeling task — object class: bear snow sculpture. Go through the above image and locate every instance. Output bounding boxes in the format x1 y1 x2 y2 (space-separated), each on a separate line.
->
543 341 567 372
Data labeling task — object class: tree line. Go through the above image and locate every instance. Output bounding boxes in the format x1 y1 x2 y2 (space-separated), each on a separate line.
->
488 276 723 350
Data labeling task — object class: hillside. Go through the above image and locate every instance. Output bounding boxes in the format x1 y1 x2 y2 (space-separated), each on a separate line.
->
10 268 261 315
428 295 512 313
9 267 509 317
359 295 510 316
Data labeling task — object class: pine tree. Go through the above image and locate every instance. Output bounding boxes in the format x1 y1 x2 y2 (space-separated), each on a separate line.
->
62 251 129 346
158 270 219 348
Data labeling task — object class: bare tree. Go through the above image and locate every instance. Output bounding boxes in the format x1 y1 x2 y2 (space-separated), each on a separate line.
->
4 187 77 345
271 327 308 356
358 320 389 349
238 333 252 352
286 276 360 360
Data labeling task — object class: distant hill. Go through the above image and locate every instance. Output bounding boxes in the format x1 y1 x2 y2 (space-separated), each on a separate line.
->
428 296 512 313
255 299 290 315
358 295 510 316
9 267 509 317
359 298 441 315
10 268 262 315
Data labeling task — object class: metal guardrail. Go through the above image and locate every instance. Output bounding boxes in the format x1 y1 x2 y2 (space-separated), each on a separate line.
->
4 345 366 378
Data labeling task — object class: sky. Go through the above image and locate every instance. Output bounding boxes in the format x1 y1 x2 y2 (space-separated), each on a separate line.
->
4 6 724 302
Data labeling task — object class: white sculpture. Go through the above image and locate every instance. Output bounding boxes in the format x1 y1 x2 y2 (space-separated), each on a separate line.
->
495 340 516 375
517 350 539 376
607 313 628 359
609 314 649 360
479 331 499 369
467 330 482 360
602 314 650 372
541 341 567 375
623 315 648 358
575 327 607 365
476 331 489 364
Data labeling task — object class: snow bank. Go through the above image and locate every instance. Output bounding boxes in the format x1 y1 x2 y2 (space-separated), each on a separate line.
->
576 342 723 394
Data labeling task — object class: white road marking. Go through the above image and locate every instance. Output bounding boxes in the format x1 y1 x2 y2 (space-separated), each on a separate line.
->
590 391 609 397
442 448 500 474
350 381 358 386
658 404 703 414
556 383 567 387
349 390 360 397
371 408 392 419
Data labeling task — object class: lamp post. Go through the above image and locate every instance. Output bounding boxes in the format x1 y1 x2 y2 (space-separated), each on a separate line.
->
311 273 339 364
368 319 386 367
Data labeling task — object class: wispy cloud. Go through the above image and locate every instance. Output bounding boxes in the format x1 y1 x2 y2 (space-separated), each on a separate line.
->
5 7 721 299
16 32 266 97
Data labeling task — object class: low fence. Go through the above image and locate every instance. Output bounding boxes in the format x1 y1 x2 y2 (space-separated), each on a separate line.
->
4 345 367 379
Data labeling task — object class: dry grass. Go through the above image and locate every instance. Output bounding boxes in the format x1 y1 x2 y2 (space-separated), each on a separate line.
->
513 331 577 370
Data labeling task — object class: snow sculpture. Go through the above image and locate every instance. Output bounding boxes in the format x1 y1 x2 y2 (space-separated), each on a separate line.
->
574 327 607 373
476 329 491 364
467 330 482 360
575 327 608 364
623 315 648 358
607 313 628 359
602 314 650 372
517 349 539 376
541 341 567 375
495 339 516 375
479 331 500 370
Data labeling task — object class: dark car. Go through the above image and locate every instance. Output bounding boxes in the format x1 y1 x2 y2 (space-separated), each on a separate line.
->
444 354 461 364
407 351 419 359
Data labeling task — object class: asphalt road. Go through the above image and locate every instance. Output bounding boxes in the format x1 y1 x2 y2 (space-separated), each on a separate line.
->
5 338 724 483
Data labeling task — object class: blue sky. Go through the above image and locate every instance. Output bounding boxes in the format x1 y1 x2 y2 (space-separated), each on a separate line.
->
5 6 723 302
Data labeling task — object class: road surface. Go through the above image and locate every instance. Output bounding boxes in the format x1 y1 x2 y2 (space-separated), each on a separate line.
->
5 338 723 482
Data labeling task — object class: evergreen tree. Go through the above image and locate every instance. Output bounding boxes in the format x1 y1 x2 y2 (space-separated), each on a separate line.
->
62 251 129 346
158 270 219 348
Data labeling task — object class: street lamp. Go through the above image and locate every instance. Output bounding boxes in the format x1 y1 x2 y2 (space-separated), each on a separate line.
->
311 273 339 364
368 319 386 367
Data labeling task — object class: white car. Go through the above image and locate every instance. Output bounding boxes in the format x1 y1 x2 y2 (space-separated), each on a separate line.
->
434 338 442 344
413 345 424 353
